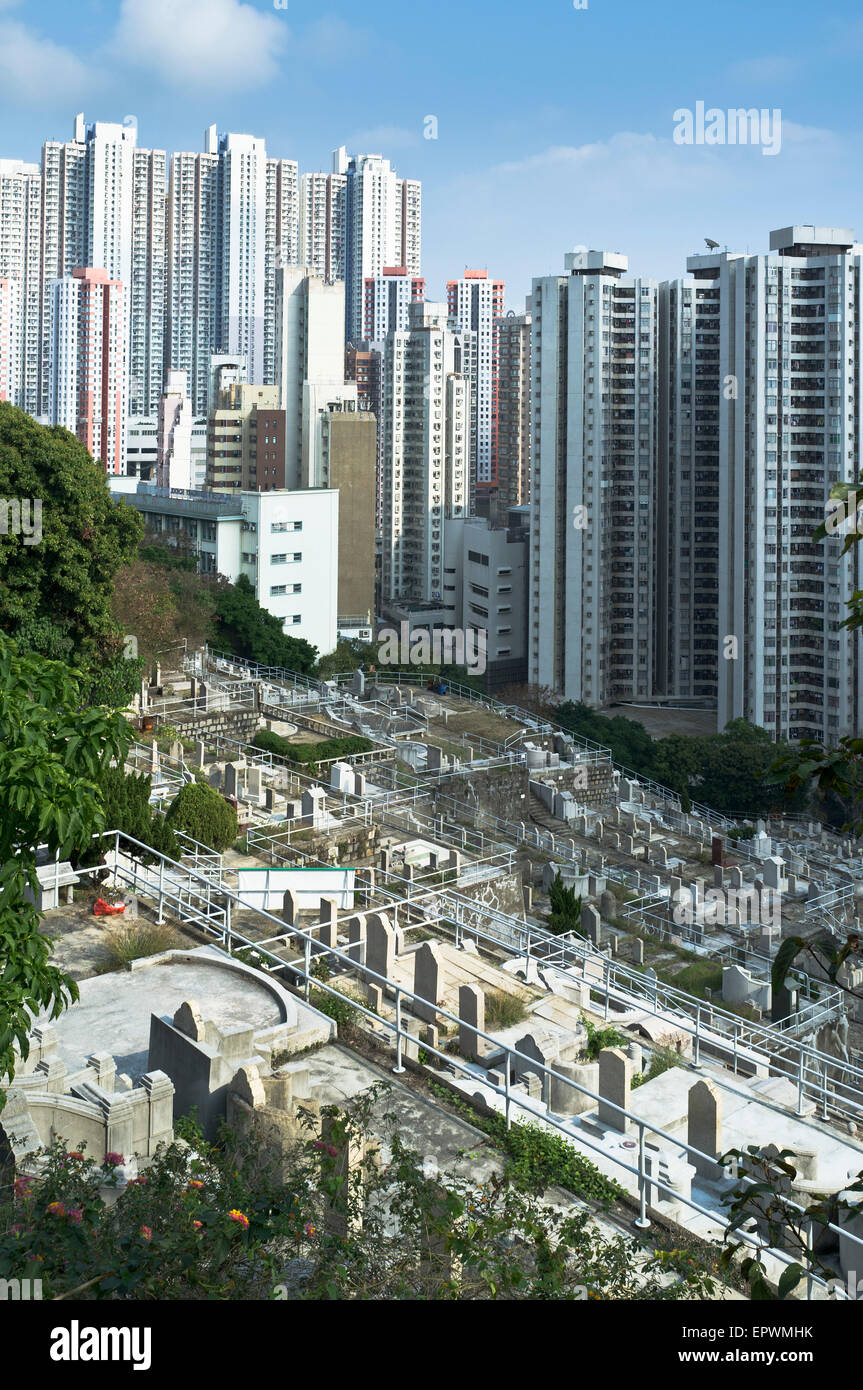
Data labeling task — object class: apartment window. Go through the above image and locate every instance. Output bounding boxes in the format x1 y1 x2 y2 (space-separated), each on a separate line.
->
270 584 287 596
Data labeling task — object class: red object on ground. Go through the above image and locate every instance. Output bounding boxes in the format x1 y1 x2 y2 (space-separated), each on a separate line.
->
93 898 126 917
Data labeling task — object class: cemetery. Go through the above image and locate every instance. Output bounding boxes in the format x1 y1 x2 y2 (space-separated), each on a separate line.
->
7 647 863 1299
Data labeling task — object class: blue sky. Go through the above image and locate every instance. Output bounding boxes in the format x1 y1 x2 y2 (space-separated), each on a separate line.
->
1 0 861 309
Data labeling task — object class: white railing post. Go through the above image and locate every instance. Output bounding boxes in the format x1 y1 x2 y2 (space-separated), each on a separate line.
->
393 988 406 1074
634 1124 651 1230
796 1049 807 1116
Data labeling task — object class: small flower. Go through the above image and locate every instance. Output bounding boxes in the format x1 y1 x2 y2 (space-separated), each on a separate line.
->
192 1220 203 1230
228 1209 249 1230
187 1179 204 1190
46 1201 67 1218
326 1145 338 1159
127 1176 148 1186
140 1225 152 1242
13 1178 32 1200
63 1151 85 1163
67 1207 83 1226
304 1222 316 1238
103 1152 125 1168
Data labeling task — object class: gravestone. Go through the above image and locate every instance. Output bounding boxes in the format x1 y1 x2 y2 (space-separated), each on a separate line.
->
458 984 485 1061
688 1078 722 1179
281 888 299 929
598 1047 631 1133
581 904 601 944
346 914 366 967
413 942 446 1024
366 912 395 982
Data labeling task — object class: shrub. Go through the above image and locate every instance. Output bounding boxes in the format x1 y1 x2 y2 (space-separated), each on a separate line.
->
547 872 583 937
484 990 528 1029
310 986 365 1035
102 923 179 968
582 1017 628 1061
0 1101 718 1300
631 1045 685 1090
252 728 373 766
165 782 238 852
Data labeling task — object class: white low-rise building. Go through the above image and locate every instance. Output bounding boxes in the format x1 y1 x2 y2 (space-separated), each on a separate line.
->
110 480 338 657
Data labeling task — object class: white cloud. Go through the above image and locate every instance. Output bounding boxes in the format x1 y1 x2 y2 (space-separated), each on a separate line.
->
0 20 93 107
111 0 288 92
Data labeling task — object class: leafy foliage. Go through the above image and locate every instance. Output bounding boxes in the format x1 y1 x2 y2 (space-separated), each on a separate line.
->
164 782 238 853
214 574 318 675
0 403 144 698
582 1018 628 1062
0 635 130 1104
772 931 862 1001
252 728 374 765
554 702 806 818
72 764 179 867
719 1145 863 1299
630 1045 685 1090
0 1096 717 1300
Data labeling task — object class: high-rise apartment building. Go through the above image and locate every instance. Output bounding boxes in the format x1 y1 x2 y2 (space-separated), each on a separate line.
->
212 128 268 388
47 267 125 474
316 397 377 635
657 275 721 702
380 300 472 606
529 250 659 704
275 266 354 487
299 170 347 283
166 148 220 414
494 304 531 519
447 271 504 495
0 276 22 404
334 147 421 344
363 267 425 341
0 159 41 414
129 148 168 417
40 115 165 419
167 128 298 414
683 226 863 743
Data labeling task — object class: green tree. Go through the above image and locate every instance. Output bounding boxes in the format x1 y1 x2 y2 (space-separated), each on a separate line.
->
73 765 179 867
0 404 144 695
316 636 379 681
547 872 583 936
0 635 130 1106
165 782 238 852
213 574 318 675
